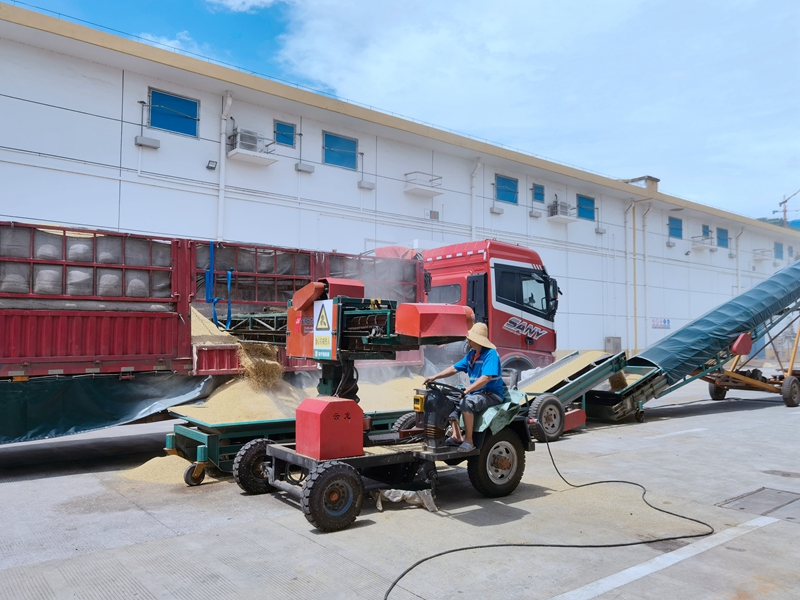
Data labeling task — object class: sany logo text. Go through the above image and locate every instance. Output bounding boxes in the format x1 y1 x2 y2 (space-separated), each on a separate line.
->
502 317 549 340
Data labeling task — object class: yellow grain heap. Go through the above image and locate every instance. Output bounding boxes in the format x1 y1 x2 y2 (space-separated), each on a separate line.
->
190 306 237 345
118 454 219 484
304 375 424 413
171 377 307 424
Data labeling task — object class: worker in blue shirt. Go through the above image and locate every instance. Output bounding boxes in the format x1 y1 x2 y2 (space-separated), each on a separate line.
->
424 322 508 452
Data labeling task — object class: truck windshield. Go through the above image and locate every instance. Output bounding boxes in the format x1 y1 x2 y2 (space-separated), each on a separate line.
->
428 284 462 304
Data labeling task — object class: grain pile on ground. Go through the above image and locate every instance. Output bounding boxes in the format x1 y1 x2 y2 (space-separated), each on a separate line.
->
190 306 236 345
118 454 219 484
171 377 307 424
238 342 283 389
301 375 424 413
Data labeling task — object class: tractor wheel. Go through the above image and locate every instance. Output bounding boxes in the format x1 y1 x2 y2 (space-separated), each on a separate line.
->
708 382 727 400
391 412 417 433
233 439 275 495
528 394 565 442
301 461 363 532
781 376 800 408
467 428 525 498
183 463 205 487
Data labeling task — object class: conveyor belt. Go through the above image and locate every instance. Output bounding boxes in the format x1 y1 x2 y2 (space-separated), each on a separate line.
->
519 350 607 394
632 261 800 384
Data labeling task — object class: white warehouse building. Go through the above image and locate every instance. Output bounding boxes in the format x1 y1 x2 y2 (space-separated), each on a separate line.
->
1 4 797 356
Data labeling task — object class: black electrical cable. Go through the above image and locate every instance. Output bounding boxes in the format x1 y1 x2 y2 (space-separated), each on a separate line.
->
384 427 715 599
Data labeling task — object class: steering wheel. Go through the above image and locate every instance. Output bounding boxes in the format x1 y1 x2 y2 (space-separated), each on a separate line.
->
426 381 465 398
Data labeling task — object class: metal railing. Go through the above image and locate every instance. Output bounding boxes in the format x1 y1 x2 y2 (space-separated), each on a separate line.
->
404 171 442 189
691 235 715 247
753 249 773 261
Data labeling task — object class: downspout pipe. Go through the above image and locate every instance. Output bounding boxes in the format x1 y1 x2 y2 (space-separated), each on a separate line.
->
642 203 652 349
470 160 481 241
624 201 634 356
216 91 234 241
735 228 744 295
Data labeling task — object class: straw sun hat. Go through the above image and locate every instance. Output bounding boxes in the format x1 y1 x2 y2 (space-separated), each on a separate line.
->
466 322 496 349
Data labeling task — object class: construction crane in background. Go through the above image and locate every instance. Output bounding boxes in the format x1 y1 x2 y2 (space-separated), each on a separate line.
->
773 187 800 227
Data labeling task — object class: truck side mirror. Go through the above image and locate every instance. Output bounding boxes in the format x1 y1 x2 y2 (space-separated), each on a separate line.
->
548 279 559 315
423 271 432 293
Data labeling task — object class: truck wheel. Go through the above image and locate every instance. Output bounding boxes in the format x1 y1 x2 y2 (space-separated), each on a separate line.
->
467 428 525 498
528 394 565 442
781 376 800 407
183 463 205 486
708 383 727 400
233 439 275 495
391 412 417 433
301 461 363 532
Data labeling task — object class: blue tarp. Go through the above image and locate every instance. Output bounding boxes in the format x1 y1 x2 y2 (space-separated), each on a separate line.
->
631 261 800 384
0 374 227 445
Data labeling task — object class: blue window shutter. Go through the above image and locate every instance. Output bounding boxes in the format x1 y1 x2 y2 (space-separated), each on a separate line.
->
275 121 296 146
495 175 518 204
669 217 683 239
323 132 358 169
532 184 545 203
775 242 784 260
150 90 198 136
702 225 710 238
576 195 595 220
717 228 729 248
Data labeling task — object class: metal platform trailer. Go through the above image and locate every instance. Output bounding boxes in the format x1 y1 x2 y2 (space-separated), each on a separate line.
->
165 409 409 486
234 382 534 532
515 261 800 436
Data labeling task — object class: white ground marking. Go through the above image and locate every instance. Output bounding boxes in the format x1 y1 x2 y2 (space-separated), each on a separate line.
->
645 428 707 439
550 516 779 600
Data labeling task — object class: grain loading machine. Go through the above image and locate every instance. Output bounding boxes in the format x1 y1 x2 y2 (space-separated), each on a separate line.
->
230 279 537 531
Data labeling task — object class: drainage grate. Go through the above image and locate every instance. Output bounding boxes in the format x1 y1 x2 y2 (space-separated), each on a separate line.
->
718 487 800 522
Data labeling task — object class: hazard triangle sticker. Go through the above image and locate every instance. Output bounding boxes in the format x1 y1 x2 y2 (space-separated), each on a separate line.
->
315 304 330 331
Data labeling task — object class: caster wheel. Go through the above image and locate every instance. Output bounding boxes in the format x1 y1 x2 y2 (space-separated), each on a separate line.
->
183 463 205 486
635 410 645 423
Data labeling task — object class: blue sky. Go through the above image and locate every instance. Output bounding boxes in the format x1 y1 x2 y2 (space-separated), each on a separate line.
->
13 0 800 220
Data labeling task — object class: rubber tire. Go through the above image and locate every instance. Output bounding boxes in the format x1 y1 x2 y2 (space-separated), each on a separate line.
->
391 412 417 433
528 394 565 442
708 382 727 400
781 375 800 407
301 461 363 532
183 463 205 486
233 439 275 495
467 428 525 498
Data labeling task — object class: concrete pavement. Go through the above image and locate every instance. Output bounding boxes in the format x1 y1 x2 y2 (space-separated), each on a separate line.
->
1 379 798 599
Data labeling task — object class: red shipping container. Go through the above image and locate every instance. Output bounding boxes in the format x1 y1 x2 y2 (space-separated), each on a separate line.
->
295 397 364 460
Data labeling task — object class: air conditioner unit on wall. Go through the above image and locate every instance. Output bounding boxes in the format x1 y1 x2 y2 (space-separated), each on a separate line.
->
227 127 277 166
235 128 260 152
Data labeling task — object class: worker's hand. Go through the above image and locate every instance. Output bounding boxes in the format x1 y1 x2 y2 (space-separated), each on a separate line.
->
423 376 437 386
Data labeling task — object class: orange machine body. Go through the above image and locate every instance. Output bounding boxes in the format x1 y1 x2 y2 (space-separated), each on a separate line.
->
287 279 365 361
295 397 364 460
395 303 472 341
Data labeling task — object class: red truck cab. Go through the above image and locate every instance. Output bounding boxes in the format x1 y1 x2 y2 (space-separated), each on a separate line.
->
422 240 559 376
